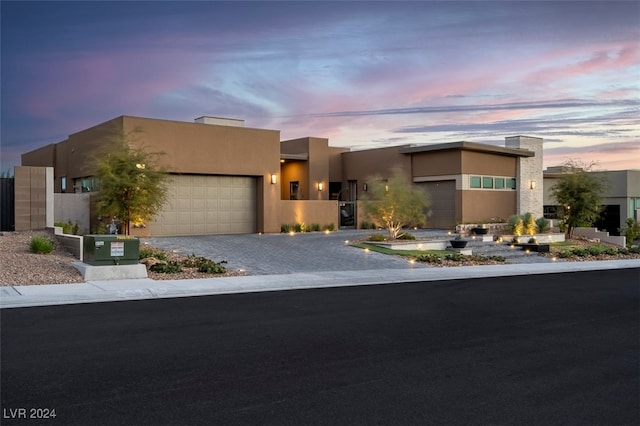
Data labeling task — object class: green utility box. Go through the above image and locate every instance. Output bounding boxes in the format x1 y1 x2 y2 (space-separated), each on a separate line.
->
83 235 140 266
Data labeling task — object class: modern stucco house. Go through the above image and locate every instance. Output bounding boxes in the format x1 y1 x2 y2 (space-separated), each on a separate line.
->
18 115 545 236
543 167 640 235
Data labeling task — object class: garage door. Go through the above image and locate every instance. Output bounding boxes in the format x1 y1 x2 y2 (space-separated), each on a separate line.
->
150 175 256 236
419 180 456 229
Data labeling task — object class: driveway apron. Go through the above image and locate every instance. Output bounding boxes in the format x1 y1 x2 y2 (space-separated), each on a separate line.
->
144 230 429 275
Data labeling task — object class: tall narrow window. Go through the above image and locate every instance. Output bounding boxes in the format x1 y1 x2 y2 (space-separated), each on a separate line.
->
61 176 67 193
289 181 300 200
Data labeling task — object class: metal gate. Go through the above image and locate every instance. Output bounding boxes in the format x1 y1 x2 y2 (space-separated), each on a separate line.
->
0 178 15 231
339 201 356 229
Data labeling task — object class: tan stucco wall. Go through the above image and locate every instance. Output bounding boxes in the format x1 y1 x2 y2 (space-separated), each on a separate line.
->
328 146 349 183
21 143 57 169
279 200 339 228
341 146 410 197
412 151 461 176
280 137 336 201
460 190 517 223
460 151 517 176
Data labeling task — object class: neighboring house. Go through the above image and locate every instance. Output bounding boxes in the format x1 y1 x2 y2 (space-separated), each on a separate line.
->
543 167 640 236
18 115 545 236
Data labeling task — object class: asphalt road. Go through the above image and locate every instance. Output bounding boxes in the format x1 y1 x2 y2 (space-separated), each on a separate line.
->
2 269 638 426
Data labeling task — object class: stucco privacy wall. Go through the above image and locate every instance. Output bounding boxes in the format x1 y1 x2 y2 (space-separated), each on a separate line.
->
279 200 339 228
506 136 543 218
14 166 54 231
54 193 90 234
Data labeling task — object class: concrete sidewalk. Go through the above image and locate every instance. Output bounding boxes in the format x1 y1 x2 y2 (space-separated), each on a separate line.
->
2 259 639 309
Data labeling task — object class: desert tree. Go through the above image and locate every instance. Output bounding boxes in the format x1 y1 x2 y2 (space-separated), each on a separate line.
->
361 166 430 240
550 159 606 238
93 128 169 235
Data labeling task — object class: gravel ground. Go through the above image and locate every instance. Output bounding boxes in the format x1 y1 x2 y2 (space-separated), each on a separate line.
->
0 230 243 286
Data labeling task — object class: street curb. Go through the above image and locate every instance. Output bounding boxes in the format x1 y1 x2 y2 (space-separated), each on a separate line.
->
1 259 639 309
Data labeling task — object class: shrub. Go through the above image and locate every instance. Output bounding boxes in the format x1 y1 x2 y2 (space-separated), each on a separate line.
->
571 248 588 257
281 224 293 233
150 261 182 273
310 223 322 232
415 253 442 263
522 212 536 235
396 232 416 240
139 247 168 261
508 214 524 236
368 233 386 242
360 221 377 230
293 223 306 233
55 220 79 235
528 237 538 244
587 245 617 256
444 252 464 262
180 254 227 273
29 235 54 254
620 218 640 247
195 258 227 274
535 217 550 233
324 223 335 232
557 251 573 259
93 222 108 234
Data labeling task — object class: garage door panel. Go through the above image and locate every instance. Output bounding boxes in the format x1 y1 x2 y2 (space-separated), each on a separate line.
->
420 180 456 229
150 175 256 236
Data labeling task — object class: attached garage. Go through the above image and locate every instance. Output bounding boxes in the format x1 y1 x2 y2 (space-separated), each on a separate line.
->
419 180 456 229
150 174 257 236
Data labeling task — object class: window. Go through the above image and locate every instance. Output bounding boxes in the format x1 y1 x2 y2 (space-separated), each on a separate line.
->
61 176 67 193
290 181 300 200
470 176 516 190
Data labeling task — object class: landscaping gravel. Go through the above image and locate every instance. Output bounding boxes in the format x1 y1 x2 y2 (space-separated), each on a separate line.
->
0 230 244 286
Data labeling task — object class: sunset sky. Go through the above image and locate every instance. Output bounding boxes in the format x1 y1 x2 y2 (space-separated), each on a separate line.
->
1 1 638 173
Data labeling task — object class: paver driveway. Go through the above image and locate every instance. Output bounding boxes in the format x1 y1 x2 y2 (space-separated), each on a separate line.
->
145 229 438 275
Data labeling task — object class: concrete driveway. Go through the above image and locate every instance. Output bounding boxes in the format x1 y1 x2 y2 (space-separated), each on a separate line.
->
144 229 438 275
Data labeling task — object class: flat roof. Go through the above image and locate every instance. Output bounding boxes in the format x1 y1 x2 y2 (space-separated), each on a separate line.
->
280 153 309 161
399 141 534 157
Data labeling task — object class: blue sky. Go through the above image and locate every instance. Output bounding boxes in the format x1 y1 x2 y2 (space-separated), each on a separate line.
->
1 1 638 172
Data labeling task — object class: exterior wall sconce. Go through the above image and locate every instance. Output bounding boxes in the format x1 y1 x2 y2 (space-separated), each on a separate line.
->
530 180 536 190
271 174 277 184
317 182 324 191
363 183 368 191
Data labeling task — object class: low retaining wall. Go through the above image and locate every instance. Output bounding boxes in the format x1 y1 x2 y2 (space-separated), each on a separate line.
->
573 228 626 247
456 223 510 236
52 226 83 261
504 233 565 243
372 240 448 251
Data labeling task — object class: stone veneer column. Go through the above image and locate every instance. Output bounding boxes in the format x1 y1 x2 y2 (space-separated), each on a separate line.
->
505 136 543 218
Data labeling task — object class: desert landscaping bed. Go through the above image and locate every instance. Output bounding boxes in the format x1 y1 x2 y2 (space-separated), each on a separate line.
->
0 230 243 286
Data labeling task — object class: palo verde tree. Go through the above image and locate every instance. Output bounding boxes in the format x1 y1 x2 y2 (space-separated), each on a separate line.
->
550 160 606 238
93 129 169 235
361 166 431 240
